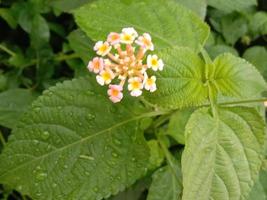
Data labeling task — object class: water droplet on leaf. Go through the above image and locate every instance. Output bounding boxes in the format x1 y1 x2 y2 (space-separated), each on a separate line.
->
41 131 50 140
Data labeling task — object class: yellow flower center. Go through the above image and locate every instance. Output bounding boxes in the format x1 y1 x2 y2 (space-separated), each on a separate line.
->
112 34 120 40
131 81 141 89
102 71 111 81
147 78 154 86
94 61 100 69
111 89 119 96
99 44 108 52
143 38 151 46
151 58 158 66
123 34 132 41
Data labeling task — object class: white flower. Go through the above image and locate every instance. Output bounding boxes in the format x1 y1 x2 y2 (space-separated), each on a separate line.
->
147 54 164 71
96 70 114 85
136 33 154 51
87 57 104 74
128 77 143 97
120 27 138 44
144 75 157 92
108 85 123 103
94 41 111 56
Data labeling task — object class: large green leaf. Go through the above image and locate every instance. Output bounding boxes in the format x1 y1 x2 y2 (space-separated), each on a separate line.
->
147 164 182 200
144 47 208 109
145 48 266 109
213 53 266 98
0 89 36 129
0 77 155 200
182 107 265 200
207 0 257 13
74 0 209 51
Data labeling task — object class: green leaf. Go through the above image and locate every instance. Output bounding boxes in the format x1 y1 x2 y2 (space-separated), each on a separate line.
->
50 0 92 13
248 168 267 200
207 0 257 13
243 46 267 80
144 47 208 109
0 8 17 29
212 53 267 98
147 140 164 170
175 0 207 20
182 107 265 200
147 164 182 200
108 178 149 200
206 44 238 60
220 13 248 45
68 29 94 64
249 12 267 39
74 0 209 51
0 89 36 129
30 15 50 49
0 77 154 200
145 48 266 109
167 109 194 144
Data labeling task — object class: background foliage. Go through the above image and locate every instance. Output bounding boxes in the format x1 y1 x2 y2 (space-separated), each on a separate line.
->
0 0 267 199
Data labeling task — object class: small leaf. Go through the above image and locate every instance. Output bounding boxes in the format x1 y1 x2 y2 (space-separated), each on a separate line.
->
30 15 50 49
147 140 164 170
175 0 207 20
0 77 152 200
147 164 182 200
74 0 209 51
67 29 94 64
220 13 248 45
248 168 267 200
182 106 265 200
206 44 238 60
167 109 194 144
207 0 257 13
212 53 266 98
249 12 267 39
0 8 17 29
0 89 36 129
243 46 267 81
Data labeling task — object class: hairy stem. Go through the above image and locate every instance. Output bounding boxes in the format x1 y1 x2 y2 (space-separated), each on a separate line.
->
0 44 16 56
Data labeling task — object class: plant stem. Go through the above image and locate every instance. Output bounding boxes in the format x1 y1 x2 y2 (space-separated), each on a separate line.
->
0 131 6 146
0 44 16 56
157 134 182 184
218 98 267 106
21 53 80 69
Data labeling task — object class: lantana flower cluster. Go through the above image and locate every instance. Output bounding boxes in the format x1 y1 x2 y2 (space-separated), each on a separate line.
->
87 27 164 103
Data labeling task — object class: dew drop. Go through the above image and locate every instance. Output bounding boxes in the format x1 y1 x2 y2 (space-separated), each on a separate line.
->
33 139 39 145
79 154 95 160
132 157 136 162
112 152 118 158
85 171 90 176
114 139 121 145
52 183 57 188
87 114 95 120
86 90 95 95
64 165 68 169
93 187 99 192
41 131 50 140
35 172 47 181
